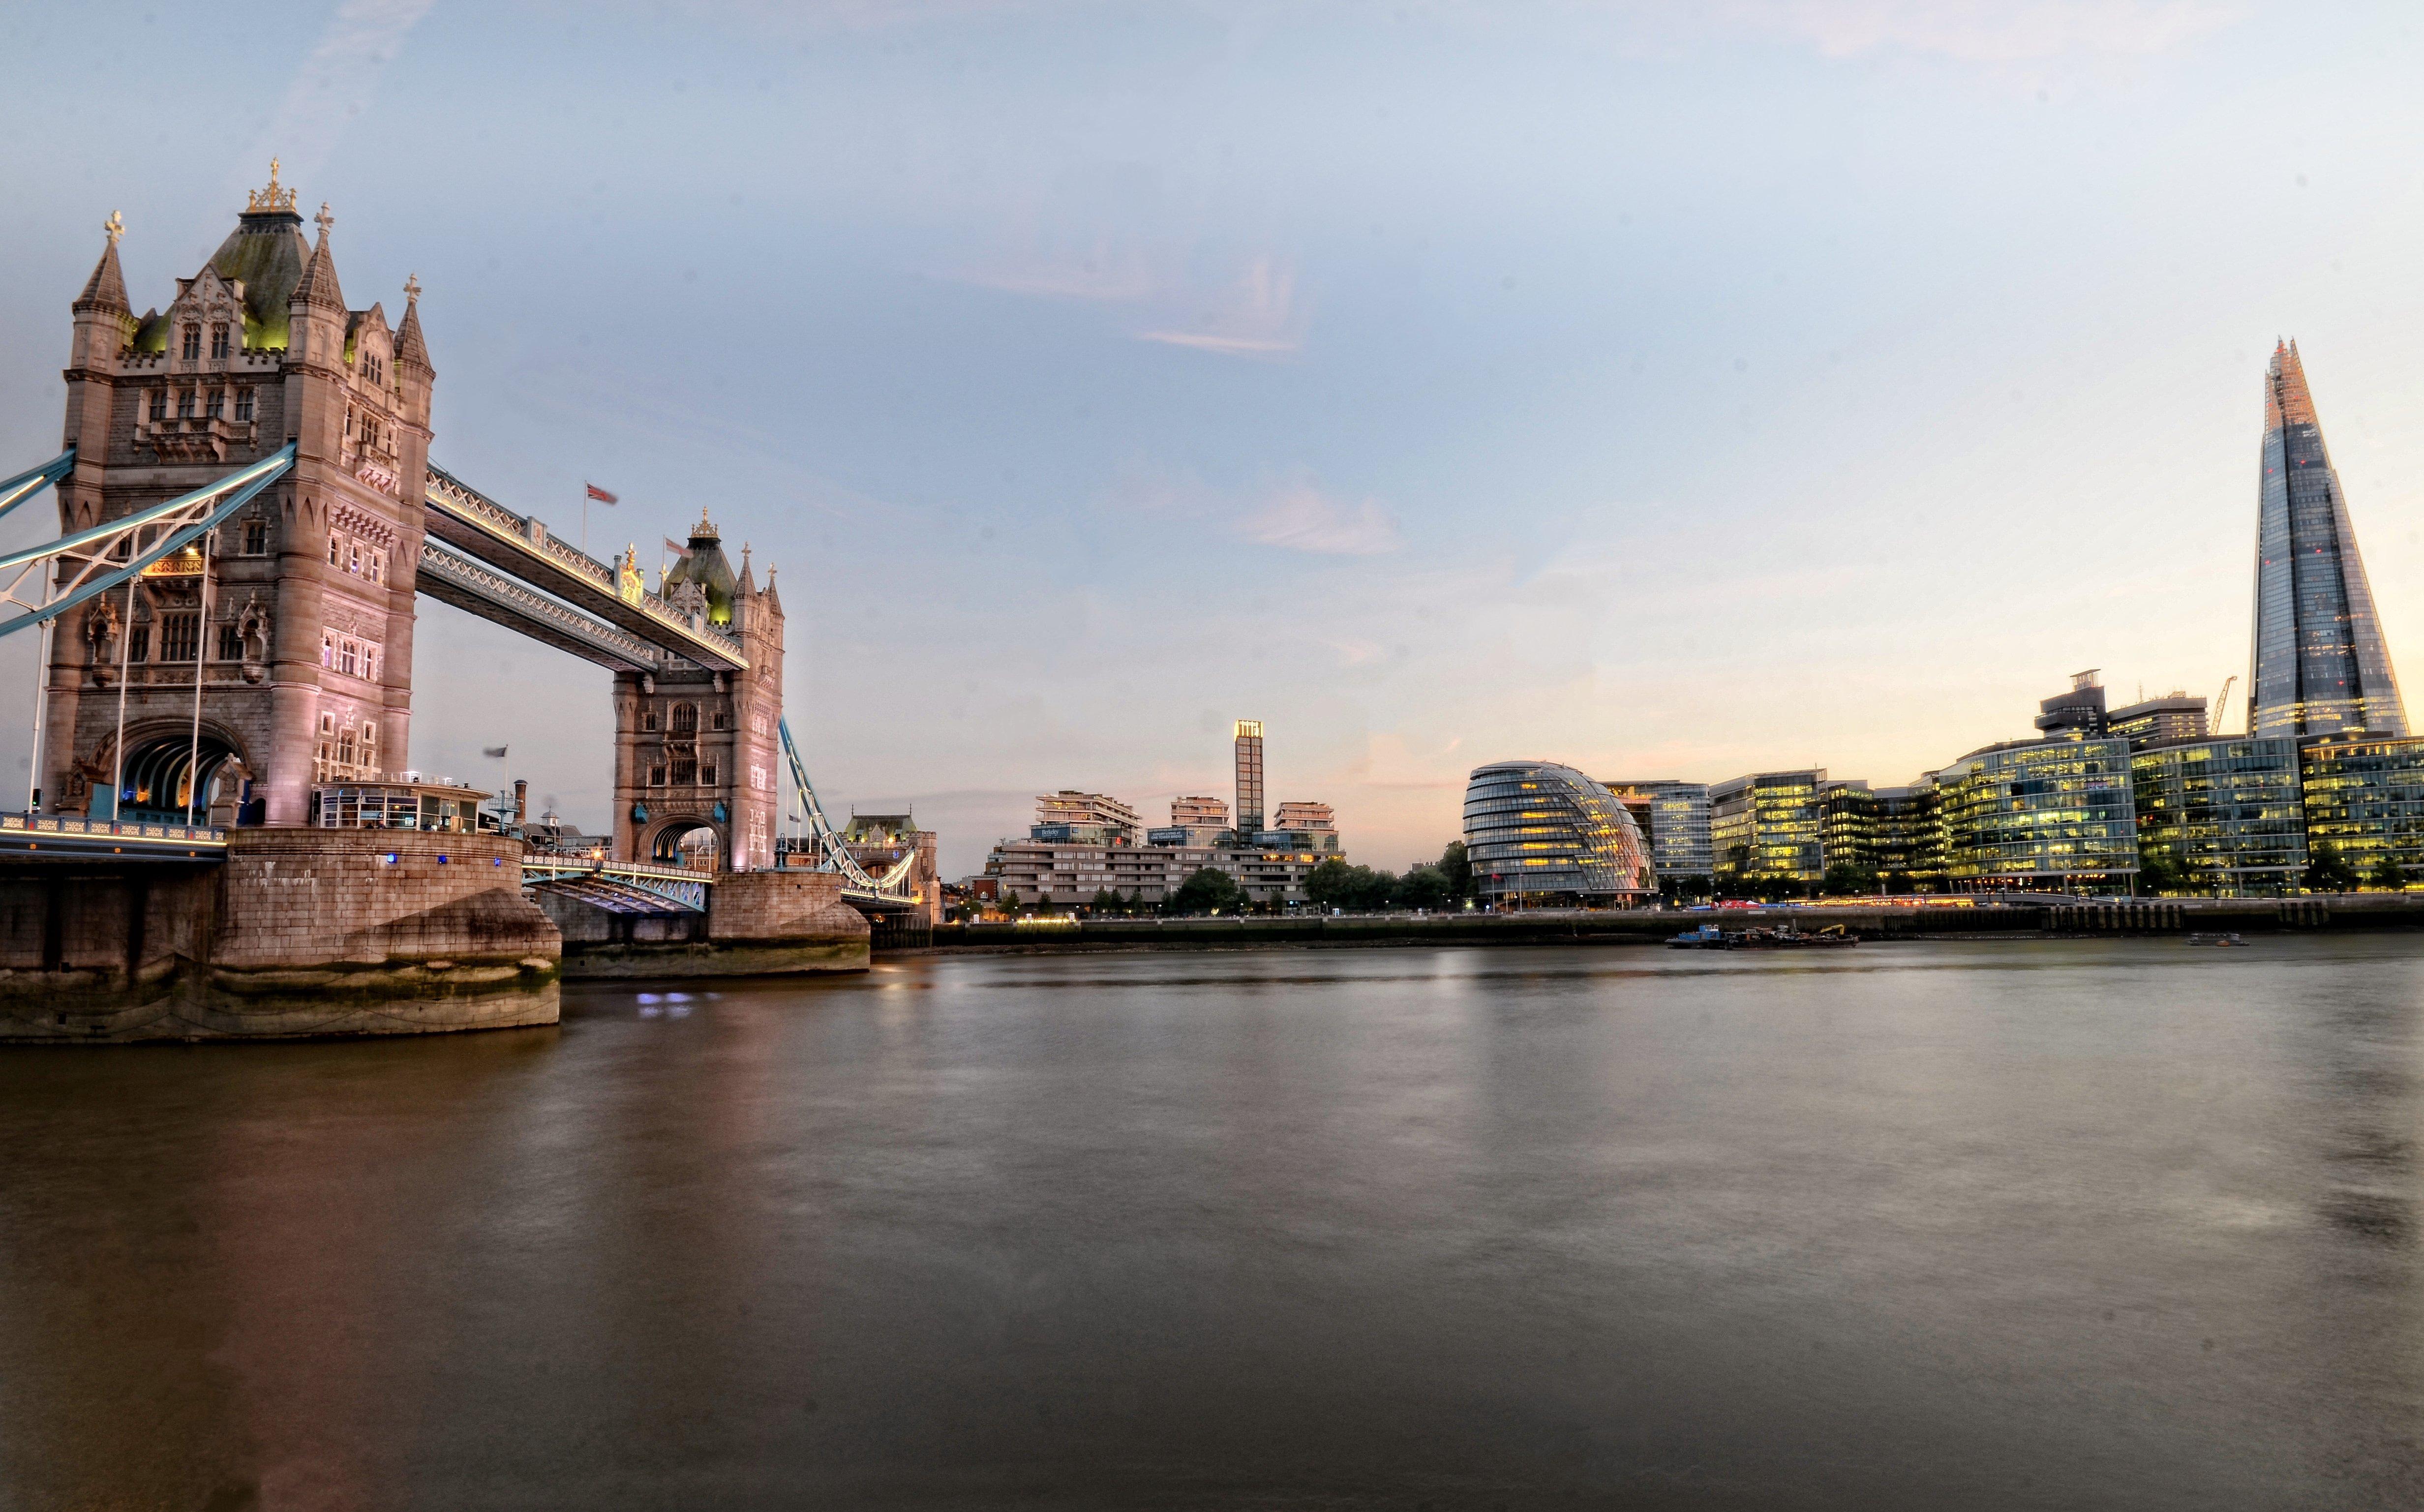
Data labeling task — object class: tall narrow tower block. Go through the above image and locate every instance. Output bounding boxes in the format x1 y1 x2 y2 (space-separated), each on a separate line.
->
2249 340 2406 738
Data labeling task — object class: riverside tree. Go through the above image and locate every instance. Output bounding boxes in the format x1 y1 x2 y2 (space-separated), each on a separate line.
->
1166 867 1244 915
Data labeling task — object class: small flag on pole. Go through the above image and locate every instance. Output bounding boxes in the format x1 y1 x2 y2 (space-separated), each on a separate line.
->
483 746 509 758
585 484 618 505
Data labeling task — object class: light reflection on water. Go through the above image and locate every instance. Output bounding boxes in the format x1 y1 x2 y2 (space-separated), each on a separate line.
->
1 937 2420 1509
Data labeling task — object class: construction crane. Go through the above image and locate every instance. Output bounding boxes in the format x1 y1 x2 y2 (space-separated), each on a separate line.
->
2212 674 2238 737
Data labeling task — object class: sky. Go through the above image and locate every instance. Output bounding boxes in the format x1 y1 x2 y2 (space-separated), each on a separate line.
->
4 0 2424 875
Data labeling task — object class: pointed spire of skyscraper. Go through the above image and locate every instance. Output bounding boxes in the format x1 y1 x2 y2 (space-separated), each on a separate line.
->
2249 340 2406 737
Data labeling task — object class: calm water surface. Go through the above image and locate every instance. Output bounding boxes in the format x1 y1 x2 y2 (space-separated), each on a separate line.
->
4 939 2423 1510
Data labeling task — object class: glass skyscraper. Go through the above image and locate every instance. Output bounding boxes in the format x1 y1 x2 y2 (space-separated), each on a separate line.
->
2250 341 2406 738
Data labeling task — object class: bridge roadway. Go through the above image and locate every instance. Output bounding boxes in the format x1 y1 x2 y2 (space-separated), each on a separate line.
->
421 464 747 673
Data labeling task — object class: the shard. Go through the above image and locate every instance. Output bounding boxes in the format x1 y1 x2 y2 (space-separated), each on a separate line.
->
2248 340 2406 737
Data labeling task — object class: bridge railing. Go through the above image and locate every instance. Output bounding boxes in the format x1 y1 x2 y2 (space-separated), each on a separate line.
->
1 811 226 849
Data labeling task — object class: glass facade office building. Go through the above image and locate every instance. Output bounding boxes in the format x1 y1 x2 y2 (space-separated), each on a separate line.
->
2298 734 2424 876
2250 341 2407 739
2130 737 2306 894
1934 738 2137 892
1464 761 1654 906
1604 780 1712 881
1709 770 1823 883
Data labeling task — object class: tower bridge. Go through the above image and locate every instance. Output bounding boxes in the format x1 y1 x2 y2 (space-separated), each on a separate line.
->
0 169 929 1038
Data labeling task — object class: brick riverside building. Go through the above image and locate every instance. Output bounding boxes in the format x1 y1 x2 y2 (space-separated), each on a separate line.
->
43 164 432 826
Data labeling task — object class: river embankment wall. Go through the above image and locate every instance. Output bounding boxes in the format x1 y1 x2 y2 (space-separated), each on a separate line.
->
921 894 2424 953
542 869 869 979
0 829 560 1042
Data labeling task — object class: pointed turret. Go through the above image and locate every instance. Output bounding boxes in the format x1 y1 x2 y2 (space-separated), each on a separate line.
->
395 274 433 377
74 214 129 315
294 202 345 313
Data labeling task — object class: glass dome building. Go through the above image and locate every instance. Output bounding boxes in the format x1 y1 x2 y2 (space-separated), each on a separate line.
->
1463 761 1656 906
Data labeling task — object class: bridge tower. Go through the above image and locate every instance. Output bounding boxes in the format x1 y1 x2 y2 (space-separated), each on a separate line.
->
41 165 432 824
610 514 786 871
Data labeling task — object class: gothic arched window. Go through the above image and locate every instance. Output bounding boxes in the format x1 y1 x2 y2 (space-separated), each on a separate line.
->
181 326 201 361
671 703 698 735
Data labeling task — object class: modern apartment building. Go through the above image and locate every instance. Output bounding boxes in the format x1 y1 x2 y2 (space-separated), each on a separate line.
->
1032 790 1140 846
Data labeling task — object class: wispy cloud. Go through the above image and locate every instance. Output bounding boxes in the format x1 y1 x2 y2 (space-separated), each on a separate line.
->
1108 464 1404 557
1237 480 1403 556
1137 256 1307 358
236 0 435 197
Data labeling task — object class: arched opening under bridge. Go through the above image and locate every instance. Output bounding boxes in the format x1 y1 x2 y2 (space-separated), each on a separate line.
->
113 731 245 824
650 818 723 874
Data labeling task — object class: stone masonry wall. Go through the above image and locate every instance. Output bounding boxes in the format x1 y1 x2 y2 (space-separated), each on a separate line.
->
0 828 560 1042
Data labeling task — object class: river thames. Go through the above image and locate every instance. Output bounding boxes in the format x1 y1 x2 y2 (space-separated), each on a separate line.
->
3 938 2420 1509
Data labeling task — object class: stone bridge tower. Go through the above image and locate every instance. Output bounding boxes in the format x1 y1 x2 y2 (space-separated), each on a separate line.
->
43 164 432 825
610 514 786 871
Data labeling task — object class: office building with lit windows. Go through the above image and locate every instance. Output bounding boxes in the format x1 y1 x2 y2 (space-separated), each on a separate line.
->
1933 738 2137 892
2107 693 2210 748
2296 734 2424 877
1709 770 1824 884
1463 761 1654 906
2250 341 2408 739
1871 784 1944 886
2130 737 2306 894
1602 780 1713 884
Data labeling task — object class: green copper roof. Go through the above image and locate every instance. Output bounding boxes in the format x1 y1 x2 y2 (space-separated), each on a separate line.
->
207 210 310 351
